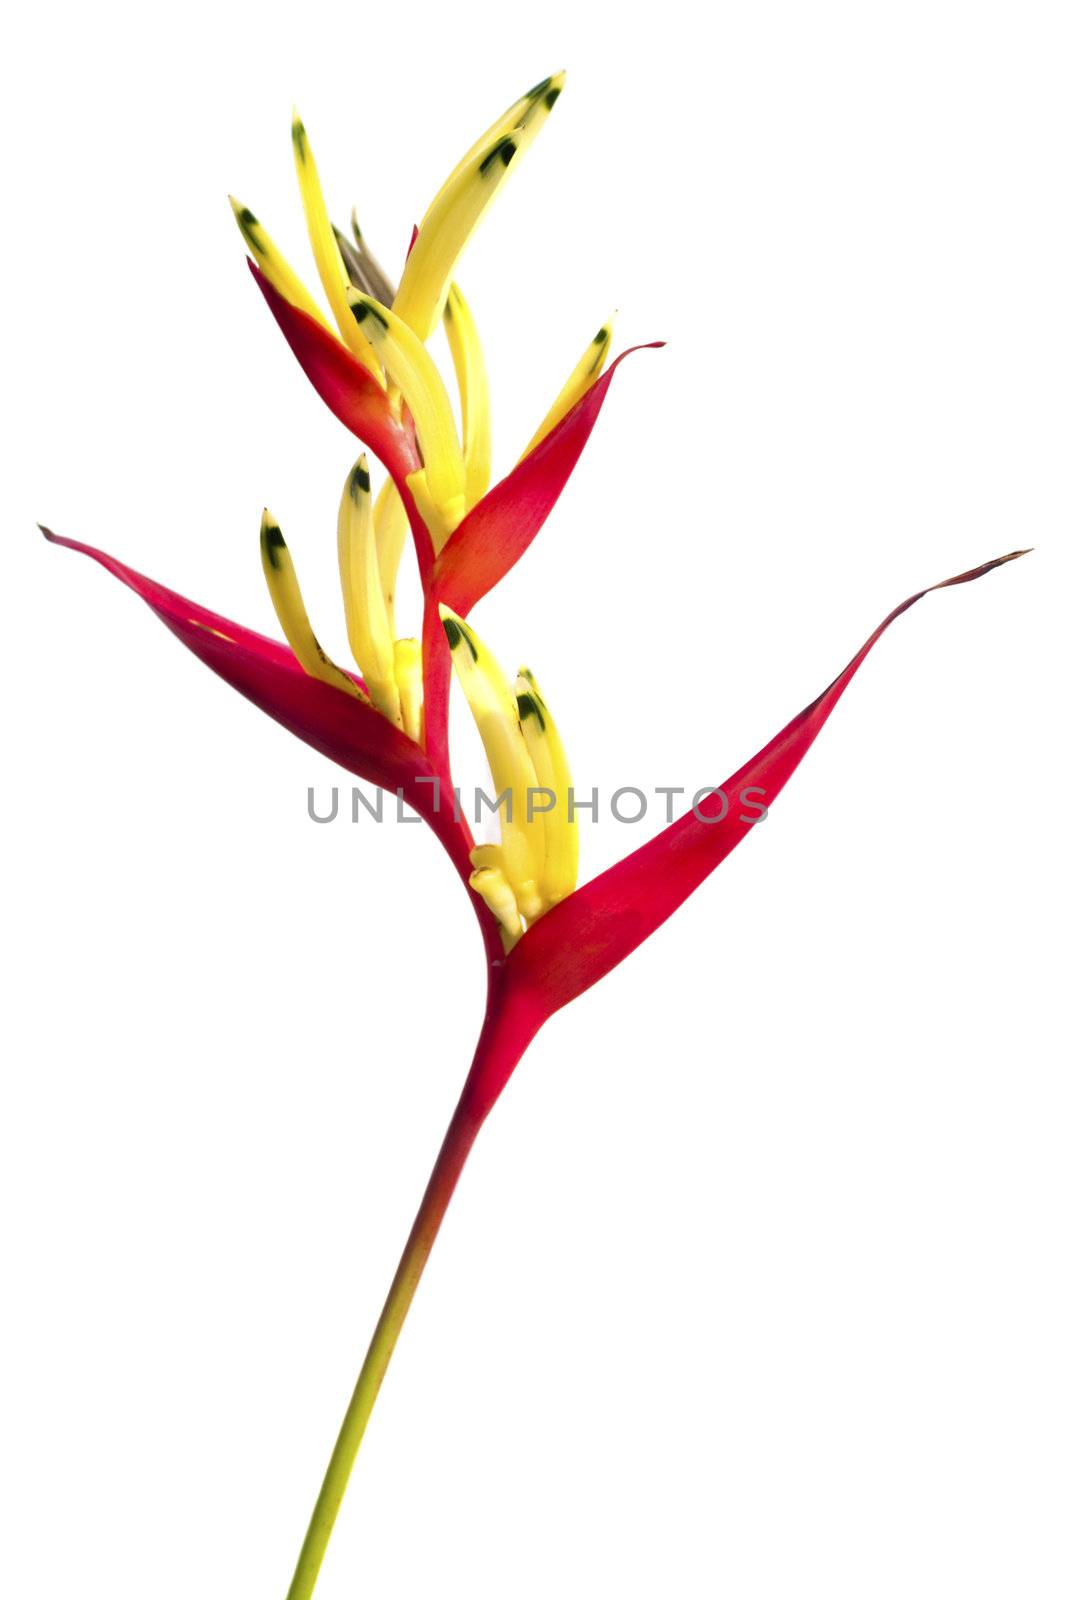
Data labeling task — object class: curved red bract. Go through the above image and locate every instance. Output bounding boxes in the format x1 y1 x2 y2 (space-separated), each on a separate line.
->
506 551 1030 1022
39 526 505 957
41 527 425 788
250 265 420 490
433 343 665 612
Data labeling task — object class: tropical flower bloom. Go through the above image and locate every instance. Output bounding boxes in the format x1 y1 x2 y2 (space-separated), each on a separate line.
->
40 72 1028 1600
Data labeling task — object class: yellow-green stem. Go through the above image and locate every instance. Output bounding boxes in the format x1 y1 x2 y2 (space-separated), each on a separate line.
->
284 991 540 1599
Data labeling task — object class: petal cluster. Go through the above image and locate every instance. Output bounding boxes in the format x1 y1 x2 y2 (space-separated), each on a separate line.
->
232 75 611 553
440 609 577 947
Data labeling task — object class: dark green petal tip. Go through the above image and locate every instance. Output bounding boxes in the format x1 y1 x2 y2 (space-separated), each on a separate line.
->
230 201 264 254
442 616 479 659
516 691 546 731
261 521 286 570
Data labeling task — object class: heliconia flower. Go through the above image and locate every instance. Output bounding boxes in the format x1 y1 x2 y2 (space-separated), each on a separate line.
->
521 315 615 457
514 667 578 910
439 605 579 938
390 74 565 342
39 73 1029 1600
348 288 469 545
289 113 385 381
442 282 492 505
260 510 371 707
334 458 402 728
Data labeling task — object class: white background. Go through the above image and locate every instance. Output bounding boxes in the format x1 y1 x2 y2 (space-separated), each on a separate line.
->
3 3 1064 1596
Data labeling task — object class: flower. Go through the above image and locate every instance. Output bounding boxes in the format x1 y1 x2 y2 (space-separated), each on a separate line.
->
40 73 1028 1600
440 606 578 941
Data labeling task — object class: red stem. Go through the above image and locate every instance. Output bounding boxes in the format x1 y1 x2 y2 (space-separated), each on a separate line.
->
284 971 544 1600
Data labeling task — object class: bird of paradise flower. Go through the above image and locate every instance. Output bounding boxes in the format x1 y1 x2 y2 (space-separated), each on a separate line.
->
40 70 1028 1600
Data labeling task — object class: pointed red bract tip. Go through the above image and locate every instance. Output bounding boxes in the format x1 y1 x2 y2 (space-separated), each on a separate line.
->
432 341 665 613
42 524 504 957
41 525 430 793
930 549 1032 587
505 549 1031 1020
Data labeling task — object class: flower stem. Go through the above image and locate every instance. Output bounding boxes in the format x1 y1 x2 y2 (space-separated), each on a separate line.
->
284 985 541 1600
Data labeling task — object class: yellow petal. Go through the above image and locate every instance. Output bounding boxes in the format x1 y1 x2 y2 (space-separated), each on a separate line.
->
439 606 544 921
469 864 523 951
405 469 457 557
443 73 563 187
347 291 466 525
291 112 384 380
393 637 424 745
515 668 578 906
337 458 402 727
372 476 409 631
470 842 507 873
392 72 566 341
228 197 331 330
444 282 492 506
522 315 614 459
260 511 367 701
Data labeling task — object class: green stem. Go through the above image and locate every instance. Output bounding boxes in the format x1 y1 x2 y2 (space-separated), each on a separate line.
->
284 989 539 1600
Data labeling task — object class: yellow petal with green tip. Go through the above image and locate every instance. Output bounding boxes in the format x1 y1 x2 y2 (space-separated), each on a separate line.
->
521 315 614 459
439 605 545 921
469 864 523 951
347 291 466 525
372 477 409 630
444 282 492 505
337 458 402 728
392 71 566 342
393 637 424 745
260 511 368 702
291 113 384 380
229 196 331 330
441 72 563 190
516 668 578 906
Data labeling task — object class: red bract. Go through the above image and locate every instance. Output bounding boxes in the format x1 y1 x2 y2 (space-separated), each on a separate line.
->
431 343 665 612
504 549 1031 1029
251 268 434 570
38 526 495 945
